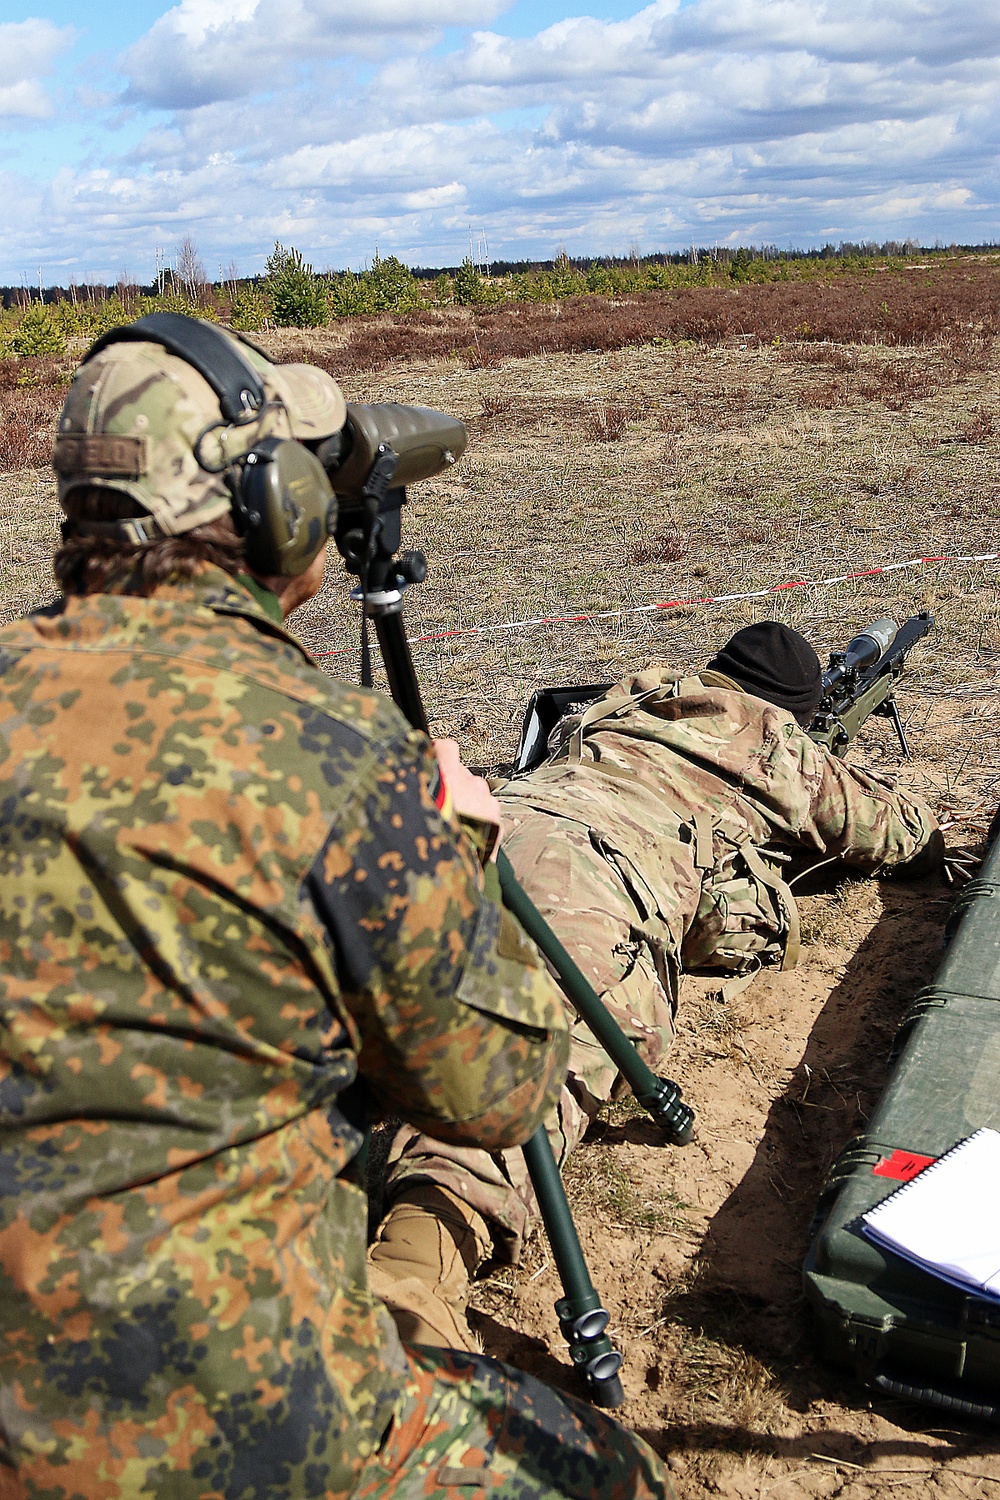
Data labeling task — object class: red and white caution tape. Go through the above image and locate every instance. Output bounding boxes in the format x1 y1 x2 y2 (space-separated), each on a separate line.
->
314 550 1000 660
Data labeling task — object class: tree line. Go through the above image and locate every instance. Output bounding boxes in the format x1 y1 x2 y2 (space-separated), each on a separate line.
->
3 237 999 354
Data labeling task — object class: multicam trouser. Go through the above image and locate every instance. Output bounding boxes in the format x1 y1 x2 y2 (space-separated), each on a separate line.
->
353 1345 669 1500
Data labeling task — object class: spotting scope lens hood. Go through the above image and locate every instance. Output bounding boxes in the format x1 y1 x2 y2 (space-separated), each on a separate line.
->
320 402 468 499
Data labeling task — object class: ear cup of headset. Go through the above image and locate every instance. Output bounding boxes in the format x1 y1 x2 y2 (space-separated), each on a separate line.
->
236 437 337 576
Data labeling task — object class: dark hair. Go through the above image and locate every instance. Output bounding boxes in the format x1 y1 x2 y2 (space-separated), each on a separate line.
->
55 487 247 596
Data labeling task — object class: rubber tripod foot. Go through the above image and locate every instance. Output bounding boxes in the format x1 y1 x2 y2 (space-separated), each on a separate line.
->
587 1372 625 1408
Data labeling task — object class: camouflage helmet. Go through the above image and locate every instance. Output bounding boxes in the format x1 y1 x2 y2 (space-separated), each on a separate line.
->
52 321 346 538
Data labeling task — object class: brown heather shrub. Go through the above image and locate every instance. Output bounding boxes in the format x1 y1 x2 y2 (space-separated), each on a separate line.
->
586 401 633 442
0 387 61 470
855 360 938 410
945 328 996 374
625 528 688 565
657 436 681 468
959 405 996 443
801 379 842 409
0 355 65 393
477 390 513 427
730 520 772 545
313 259 1000 377
722 477 758 502
656 407 688 434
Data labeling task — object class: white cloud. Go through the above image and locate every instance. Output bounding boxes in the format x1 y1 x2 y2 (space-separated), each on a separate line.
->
121 0 513 108
0 80 51 119
3 0 998 282
666 0 1000 66
0 18 74 119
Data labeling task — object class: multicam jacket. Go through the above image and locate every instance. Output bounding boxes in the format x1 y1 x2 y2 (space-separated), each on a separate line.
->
0 570 568 1500
385 665 940 1261
499 664 939 987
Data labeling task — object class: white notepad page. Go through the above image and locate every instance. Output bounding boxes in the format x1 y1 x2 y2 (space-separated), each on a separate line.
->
861 1128 1000 1298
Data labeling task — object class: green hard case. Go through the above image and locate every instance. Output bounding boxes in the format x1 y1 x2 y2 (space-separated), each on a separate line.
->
803 832 1000 1421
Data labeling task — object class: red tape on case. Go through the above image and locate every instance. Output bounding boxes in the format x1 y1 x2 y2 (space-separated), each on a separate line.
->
872 1149 936 1182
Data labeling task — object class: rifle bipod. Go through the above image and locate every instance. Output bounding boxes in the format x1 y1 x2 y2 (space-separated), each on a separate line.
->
333 459 694 1406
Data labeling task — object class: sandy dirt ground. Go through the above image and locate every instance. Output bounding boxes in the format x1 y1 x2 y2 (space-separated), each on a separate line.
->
281 333 1000 1495
2 325 999 1494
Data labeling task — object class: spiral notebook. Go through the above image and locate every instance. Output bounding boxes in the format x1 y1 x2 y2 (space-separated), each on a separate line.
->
861 1128 1000 1301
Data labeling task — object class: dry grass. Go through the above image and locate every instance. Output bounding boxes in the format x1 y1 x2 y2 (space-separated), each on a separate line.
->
562 1145 689 1234
677 1329 787 1437
284 331 1000 786
797 879 869 947
3 279 1000 1496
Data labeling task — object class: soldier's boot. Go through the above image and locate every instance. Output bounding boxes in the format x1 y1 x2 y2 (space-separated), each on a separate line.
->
368 1184 492 1353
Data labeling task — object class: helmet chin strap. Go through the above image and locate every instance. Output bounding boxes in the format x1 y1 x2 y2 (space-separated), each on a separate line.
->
60 516 163 545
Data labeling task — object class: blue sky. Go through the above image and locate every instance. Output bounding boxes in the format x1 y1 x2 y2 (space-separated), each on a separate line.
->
1 0 997 286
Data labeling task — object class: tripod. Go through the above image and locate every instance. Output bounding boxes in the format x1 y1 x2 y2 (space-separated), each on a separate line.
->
334 455 694 1407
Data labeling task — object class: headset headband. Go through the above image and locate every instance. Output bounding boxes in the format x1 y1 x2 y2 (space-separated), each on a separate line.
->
86 313 267 424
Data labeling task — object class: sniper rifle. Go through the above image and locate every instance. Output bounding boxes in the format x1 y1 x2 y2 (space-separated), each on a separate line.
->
808 612 934 758
513 613 934 771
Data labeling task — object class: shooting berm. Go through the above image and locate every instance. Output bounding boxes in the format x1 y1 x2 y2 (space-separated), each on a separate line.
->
2 260 1000 1497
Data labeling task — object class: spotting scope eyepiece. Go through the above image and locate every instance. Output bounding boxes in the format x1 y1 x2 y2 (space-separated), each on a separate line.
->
317 403 468 501
822 617 896 694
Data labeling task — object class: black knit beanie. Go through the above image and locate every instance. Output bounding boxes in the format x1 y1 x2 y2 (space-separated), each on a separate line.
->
706 622 823 726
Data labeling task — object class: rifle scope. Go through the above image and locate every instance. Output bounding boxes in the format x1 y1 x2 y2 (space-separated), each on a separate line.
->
317 403 468 501
822 617 895 694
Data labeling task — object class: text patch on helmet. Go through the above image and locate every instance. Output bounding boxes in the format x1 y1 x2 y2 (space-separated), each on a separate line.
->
52 434 149 479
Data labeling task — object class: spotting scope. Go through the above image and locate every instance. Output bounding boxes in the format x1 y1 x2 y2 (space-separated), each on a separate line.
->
318 403 468 500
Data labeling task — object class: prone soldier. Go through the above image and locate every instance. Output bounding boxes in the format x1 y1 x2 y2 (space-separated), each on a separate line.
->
370 622 942 1348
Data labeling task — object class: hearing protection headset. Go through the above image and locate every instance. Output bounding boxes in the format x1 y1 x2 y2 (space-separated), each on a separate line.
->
85 313 337 577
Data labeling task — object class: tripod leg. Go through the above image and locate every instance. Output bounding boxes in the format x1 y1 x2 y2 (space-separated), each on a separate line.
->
521 1129 624 1407
373 610 431 731
365 593 677 1402
498 851 695 1145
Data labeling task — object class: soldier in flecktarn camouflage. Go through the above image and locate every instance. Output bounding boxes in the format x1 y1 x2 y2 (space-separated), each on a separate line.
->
372 622 942 1348
0 318 673 1499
